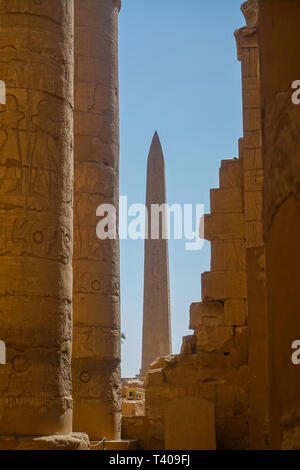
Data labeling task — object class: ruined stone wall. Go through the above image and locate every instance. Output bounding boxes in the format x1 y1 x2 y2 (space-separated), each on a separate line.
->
123 0 272 451
73 0 121 441
123 148 250 449
0 0 75 440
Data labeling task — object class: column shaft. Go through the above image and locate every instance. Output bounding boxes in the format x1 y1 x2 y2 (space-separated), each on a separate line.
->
73 0 121 440
0 0 74 436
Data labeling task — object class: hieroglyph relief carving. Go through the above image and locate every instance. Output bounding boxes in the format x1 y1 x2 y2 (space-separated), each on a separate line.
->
0 92 70 201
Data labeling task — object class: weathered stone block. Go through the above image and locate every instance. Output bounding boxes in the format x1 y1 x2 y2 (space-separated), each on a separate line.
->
243 129 262 148
145 391 169 420
164 359 199 387
190 301 224 329
122 416 145 443
204 213 245 240
249 46 259 72
122 400 145 417
180 335 196 354
241 46 259 78
242 76 261 108
219 159 243 188
196 326 234 353
245 190 262 221
245 221 264 248
244 148 263 170
244 169 264 191
210 188 243 213
243 108 261 131
229 327 249 367
165 397 216 450
224 299 247 326
146 418 165 450
196 352 228 370
237 26 259 50
146 369 165 387
211 240 246 271
216 377 249 419
202 271 247 300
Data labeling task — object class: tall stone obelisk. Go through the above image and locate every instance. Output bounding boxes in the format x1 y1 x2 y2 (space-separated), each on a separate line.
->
140 132 171 377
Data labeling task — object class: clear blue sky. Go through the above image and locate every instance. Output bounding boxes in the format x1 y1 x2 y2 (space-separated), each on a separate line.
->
119 0 245 378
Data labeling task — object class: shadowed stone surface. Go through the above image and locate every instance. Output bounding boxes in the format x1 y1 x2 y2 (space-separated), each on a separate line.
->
165 397 216 450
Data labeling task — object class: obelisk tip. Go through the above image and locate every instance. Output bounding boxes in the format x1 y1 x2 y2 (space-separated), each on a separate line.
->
153 130 161 142
148 131 164 162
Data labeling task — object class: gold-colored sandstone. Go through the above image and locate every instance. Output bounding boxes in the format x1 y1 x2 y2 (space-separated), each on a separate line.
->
72 0 121 441
0 0 299 451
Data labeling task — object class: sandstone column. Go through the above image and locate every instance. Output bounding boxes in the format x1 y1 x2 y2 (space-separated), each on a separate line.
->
73 0 121 440
0 0 87 449
140 132 171 377
235 0 269 449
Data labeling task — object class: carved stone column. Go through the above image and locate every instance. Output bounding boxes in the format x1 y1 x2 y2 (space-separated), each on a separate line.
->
73 0 121 440
0 0 87 449
235 0 269 449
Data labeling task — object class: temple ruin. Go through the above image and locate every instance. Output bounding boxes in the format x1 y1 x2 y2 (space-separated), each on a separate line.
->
122 0 300 450
0 0 299 451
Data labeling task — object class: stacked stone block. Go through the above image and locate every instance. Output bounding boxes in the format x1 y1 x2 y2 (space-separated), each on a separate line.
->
124 155 250 450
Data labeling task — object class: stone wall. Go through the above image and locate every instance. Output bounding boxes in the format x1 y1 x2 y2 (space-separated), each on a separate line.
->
135 150 249 449
123 151 250 449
